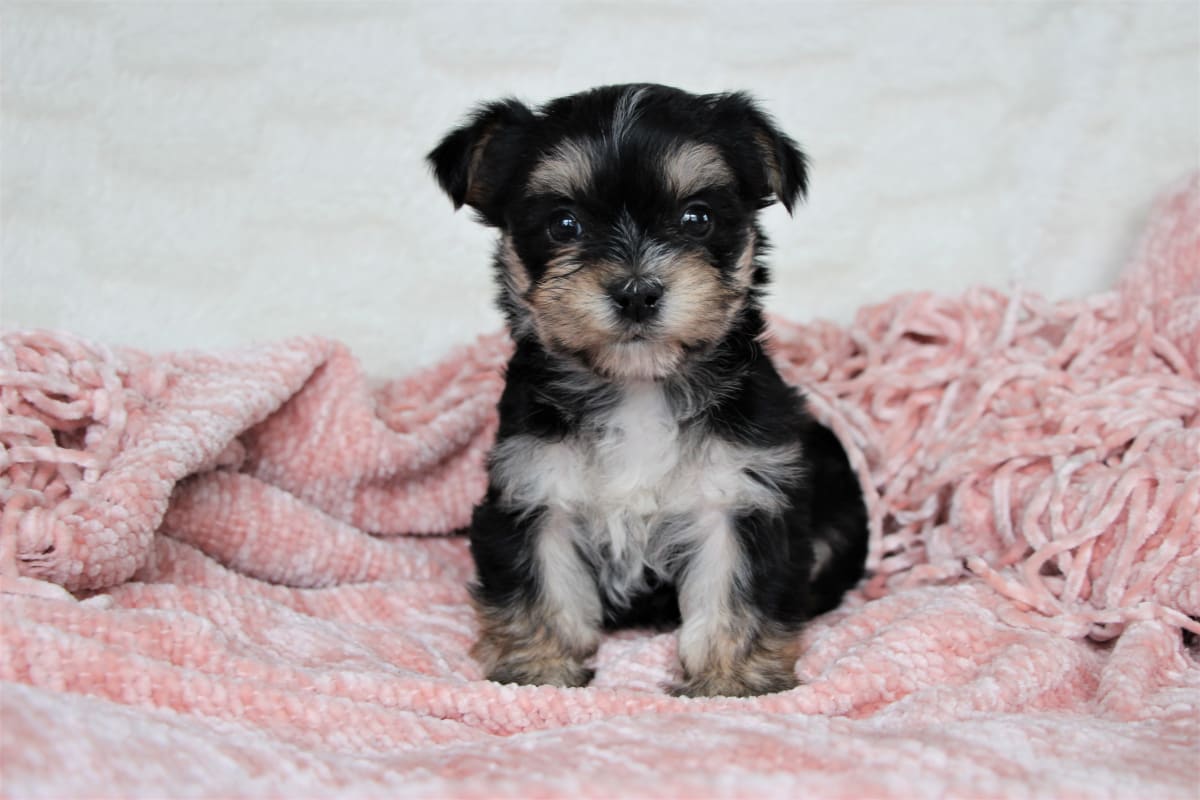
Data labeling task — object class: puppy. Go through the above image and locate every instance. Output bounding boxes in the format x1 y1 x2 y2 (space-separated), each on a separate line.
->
428 84 868 697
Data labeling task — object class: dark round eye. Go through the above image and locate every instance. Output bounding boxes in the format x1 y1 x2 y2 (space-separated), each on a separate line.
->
547 210 583 243
680 204 713 238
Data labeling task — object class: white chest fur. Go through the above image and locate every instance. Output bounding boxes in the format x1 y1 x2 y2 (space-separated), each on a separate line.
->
491 382 799 607
592 383 681 518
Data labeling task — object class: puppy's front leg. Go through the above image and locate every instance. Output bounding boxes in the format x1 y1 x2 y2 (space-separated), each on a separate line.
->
470 503 602 688
674 510 801 698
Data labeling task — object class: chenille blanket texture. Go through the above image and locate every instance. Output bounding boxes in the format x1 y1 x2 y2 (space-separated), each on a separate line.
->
2 177 1198 799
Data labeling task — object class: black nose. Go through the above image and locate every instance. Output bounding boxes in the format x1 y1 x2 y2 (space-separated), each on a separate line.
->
609 281 663 323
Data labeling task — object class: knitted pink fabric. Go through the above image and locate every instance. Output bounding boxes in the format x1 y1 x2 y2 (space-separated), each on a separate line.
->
1 176 1196 798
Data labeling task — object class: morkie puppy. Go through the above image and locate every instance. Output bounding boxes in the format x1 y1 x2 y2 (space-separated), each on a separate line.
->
429 84 868 697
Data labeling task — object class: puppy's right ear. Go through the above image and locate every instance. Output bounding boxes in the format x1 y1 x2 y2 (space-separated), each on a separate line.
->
427 99 534 227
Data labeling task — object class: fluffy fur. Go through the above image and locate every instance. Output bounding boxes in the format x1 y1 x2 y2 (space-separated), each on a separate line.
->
428 83 868 697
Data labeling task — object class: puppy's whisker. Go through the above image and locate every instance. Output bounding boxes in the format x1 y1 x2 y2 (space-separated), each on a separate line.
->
541 263 590 283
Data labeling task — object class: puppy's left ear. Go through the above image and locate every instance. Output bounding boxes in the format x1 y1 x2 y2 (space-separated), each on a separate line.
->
714 93 808 214
427 98 534 227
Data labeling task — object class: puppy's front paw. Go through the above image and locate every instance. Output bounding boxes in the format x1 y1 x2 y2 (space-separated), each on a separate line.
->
471 622 597 688
672 629 802 697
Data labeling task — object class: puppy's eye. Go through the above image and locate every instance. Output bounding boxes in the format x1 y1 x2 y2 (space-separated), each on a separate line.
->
547 210 583 243
680 204 713 238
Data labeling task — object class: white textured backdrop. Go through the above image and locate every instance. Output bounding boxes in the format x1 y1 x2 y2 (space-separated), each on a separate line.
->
3 1 1197 376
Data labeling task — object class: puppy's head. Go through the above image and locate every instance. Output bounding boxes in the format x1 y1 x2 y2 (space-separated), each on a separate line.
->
429 84 806 381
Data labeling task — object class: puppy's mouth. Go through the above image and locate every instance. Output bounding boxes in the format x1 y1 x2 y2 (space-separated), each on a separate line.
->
616 326 654 344
591 338 684 382
573 295 724 380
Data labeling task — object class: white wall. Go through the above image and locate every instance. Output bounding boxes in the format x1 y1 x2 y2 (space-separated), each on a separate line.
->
3 1 1197 376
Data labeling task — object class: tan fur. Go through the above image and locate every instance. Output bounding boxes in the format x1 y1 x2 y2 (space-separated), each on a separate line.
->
523 247 755 380
658 252 745 344
526 139 598 198
662 142 734 199
472 599 597 688
732 232 758 289
462 127 500 208
754 130 784 201
527 256 623 357
498 234 531 296
674 623 801 698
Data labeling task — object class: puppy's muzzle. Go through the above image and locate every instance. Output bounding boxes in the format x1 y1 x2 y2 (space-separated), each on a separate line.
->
608 278 663 324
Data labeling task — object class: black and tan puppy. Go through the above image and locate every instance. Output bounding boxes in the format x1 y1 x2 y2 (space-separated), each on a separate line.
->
429 84 868 697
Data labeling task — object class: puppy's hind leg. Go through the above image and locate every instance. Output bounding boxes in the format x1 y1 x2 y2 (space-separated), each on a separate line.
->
470 505 602 688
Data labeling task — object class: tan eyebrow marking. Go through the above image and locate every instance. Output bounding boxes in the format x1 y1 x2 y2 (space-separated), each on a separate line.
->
526 139 598 197
663 142 734 198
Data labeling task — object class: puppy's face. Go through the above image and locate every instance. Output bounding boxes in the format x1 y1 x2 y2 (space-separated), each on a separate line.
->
429 84 807 381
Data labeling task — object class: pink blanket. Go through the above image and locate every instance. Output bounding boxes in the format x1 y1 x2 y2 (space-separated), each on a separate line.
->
2 177 1197 798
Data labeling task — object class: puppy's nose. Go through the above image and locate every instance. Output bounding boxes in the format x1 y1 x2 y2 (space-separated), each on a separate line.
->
608 280 663 323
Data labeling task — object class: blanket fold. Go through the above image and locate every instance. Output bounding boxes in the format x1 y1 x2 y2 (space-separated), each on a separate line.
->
1 175 1197 798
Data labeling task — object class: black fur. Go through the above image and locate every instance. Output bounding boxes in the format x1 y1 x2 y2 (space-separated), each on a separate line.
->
470 306 866 632
430 84 868 696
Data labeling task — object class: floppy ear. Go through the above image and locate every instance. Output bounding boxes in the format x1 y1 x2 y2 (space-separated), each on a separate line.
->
713 93 808 214
427 99 534 226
